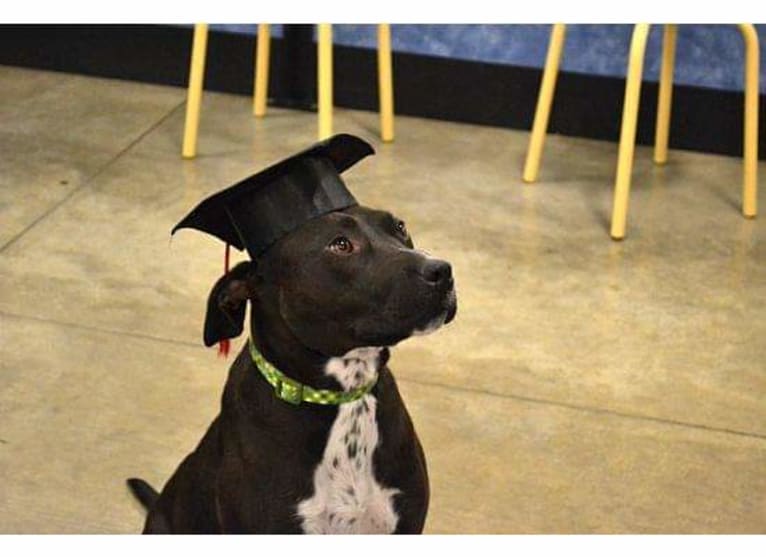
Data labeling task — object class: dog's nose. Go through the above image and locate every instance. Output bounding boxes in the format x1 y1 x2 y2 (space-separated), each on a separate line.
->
422 259 452 287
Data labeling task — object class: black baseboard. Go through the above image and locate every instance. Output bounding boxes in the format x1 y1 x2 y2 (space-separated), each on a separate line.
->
1 24 763 159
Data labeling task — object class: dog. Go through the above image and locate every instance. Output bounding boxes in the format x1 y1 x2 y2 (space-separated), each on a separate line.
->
128 201 457 533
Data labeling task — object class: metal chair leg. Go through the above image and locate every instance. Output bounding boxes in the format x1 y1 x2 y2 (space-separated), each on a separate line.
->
610 23 651 240
317 24 333 140
182 23 209 159
738 23 759 218
378 24 395 142
253 23 271 117
654 24 677 165
522 23 567 183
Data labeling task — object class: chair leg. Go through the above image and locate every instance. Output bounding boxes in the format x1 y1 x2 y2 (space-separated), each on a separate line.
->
182 24 209 159
738 23 759 218
610 24 651 240
377 24 395 142
317 24 333 140
253 23 271 117
654 24 677 165
522 23 566 183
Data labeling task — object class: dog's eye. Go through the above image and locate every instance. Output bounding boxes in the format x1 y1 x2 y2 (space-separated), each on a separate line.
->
395 220 407 236
328 236 354 254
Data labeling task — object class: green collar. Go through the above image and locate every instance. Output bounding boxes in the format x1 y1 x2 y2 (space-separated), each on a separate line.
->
248 339 378 406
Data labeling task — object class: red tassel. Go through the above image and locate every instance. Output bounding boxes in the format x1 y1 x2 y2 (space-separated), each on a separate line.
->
218 338 231 358
218 243 232 358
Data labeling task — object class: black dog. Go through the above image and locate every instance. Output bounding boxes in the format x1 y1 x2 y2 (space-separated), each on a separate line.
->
128 139 456 534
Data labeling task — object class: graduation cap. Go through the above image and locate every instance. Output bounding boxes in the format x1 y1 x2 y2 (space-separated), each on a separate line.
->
172 133 374 259
172 133 374 356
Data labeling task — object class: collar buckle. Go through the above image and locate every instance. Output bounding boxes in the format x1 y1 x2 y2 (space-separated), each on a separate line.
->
275 376 303 405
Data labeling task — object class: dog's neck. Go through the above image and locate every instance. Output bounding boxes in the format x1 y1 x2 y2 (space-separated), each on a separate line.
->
324 347 384 391
248 304 385 393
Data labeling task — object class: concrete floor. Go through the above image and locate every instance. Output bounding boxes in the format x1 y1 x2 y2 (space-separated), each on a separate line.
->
0 65 765 534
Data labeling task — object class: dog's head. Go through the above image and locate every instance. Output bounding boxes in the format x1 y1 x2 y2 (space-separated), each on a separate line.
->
204 205 457 356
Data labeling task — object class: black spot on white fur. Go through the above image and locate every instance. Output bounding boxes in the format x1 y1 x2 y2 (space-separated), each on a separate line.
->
296 347 399 534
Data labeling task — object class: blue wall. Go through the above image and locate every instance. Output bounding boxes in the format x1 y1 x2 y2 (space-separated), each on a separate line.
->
210 24 766 93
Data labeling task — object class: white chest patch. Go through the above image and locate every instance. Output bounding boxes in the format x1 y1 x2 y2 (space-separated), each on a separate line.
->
296 347 400 534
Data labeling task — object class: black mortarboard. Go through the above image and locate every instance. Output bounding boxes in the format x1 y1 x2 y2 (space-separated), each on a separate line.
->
172 133 374 259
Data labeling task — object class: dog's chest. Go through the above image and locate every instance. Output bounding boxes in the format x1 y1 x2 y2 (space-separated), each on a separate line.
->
296 349 399 534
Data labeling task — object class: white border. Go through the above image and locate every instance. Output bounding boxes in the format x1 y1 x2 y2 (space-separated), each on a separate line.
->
1 0 765 550
1 1 766 23
0 535 765 556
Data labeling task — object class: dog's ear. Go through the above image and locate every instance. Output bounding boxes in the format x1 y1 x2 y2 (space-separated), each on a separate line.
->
203 261 257 347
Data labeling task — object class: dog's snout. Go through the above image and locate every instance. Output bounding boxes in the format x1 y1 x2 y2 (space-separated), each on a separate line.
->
421 259 452 287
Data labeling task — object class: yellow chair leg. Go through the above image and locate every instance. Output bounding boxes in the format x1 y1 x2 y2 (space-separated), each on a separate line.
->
654 24 677 165
523 23 566 183
378 24 395 142
317 24 333 140
610 24 651 240
253 23 271 117
182 23 209 159
739 23 759 218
